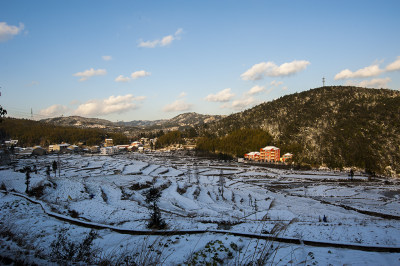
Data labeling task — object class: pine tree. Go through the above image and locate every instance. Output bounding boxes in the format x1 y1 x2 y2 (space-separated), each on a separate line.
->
144 186 166 229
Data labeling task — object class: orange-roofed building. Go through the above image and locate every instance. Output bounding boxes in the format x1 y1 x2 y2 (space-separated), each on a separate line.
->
260 146 280 162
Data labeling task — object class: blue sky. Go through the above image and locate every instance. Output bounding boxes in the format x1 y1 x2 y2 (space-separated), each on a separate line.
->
1 0 399 121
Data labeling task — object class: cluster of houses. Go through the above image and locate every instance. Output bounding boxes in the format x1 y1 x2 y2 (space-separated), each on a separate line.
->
3 138 155 158
244 146 293 163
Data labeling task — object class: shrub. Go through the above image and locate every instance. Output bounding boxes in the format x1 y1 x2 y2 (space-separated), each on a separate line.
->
50 228 99 264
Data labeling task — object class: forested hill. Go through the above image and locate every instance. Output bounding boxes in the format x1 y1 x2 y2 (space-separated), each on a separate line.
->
200 86 400 176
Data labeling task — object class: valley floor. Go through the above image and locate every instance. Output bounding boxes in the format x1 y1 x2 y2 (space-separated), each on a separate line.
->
1 152 399 265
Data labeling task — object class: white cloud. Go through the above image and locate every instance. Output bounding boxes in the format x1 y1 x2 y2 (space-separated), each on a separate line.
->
345 77 391 88
73 94 144 116
0 22 24 42
334 64 383 80
161 35 174 46
282 86 288 90
138 40 159 48
102 55 112 61
138 28 183 48
205 88 235 102
270 80 283 87
386 56 400 72
73 68 107 81
39 104 69 117
163 99 192 112
115 75 130 82
241 60 310 80
131 70 151 79
178 92 187 98
247 85 265 95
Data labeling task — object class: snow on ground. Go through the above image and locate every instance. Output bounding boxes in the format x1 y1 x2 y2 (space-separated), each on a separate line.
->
1 152 400 264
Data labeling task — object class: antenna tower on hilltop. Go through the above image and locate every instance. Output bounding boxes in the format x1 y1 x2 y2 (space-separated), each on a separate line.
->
322 77 326 87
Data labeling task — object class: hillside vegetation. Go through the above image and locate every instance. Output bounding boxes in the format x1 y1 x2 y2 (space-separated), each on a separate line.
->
0 118 129 147
196 128 274 157
199 86 400 176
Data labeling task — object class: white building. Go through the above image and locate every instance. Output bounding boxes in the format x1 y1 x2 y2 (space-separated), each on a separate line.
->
100 146 119 155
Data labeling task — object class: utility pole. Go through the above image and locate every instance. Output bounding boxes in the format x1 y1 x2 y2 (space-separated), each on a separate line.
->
322 77 326 87
31 108 33 119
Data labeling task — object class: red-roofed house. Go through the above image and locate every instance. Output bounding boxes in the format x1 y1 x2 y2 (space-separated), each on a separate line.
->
260 146 280 162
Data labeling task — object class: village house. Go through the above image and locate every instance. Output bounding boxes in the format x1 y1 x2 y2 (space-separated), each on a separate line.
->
4 140 18 147
244 151 260 161
281 153 293 163
104 139 114 147
130 141 143 148
100 146 119 155
68 145 80 153
260 146 280 162
49 143 70 153
116 145 130 151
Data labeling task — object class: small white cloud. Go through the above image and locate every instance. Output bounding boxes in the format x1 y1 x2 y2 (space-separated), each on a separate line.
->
73 68 107 81
138 39 159 48
161 35 175 46
175 28 183 36
73 94 144 116
178 92 187 98
282 86 288 90
163 99 192 112
205 88 235 102
247 85 265 95
102 55 112 61
115 75 131 82
39 104 69 117
386 56 400 72
241 60 310 80
138 28 183 48
270 80 283 87
334 64 383 80
0 22 24 42
345 77 391 88
131 70 151 80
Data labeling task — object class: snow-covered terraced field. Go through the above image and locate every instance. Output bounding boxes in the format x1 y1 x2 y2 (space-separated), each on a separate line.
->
1 152 399 265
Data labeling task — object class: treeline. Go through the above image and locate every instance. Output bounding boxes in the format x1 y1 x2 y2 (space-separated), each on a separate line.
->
196 128 274 157
155 131 184 149
0 118 129 147
154 128 198 149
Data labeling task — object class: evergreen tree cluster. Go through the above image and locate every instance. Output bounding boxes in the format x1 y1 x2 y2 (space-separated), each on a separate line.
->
0 118 129 147
196 128 274 157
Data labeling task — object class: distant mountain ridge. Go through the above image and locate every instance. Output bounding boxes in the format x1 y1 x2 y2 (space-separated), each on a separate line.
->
40 112 225 132
41 116 116 129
